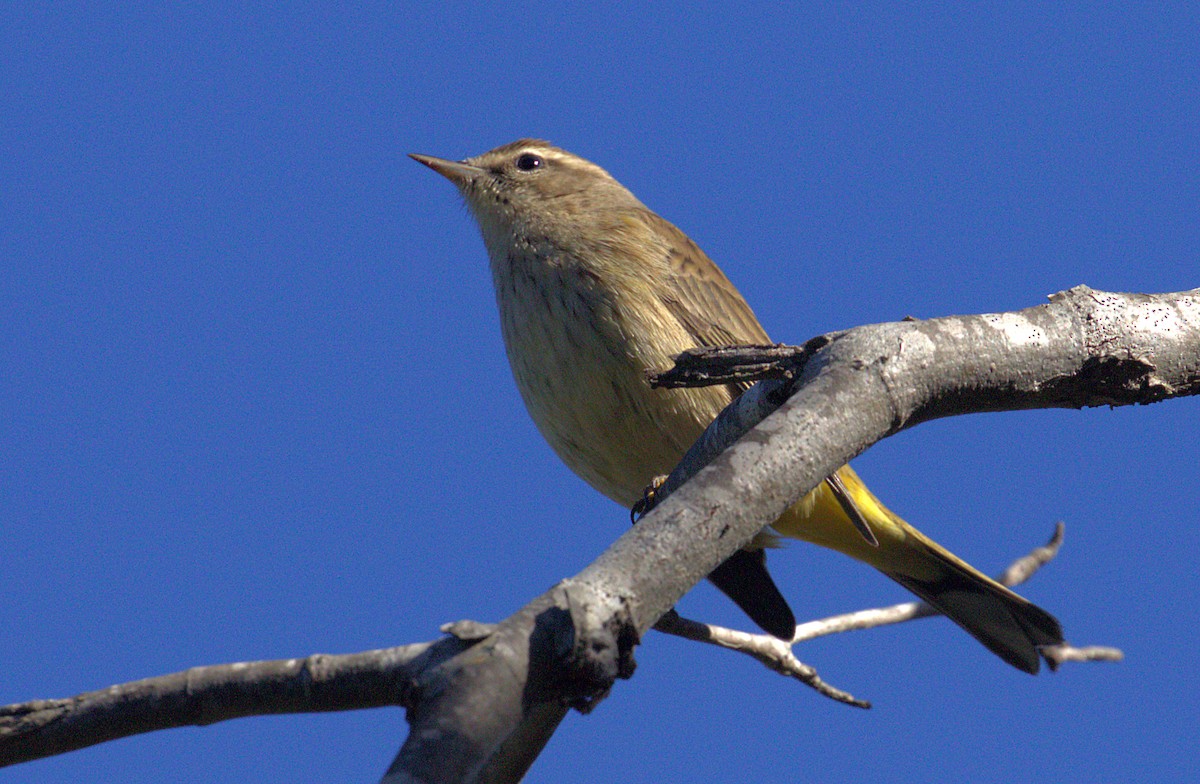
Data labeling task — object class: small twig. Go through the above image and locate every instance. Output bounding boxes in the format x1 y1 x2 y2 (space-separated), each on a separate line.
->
791 601 937 642
652 611 869 708
1000 522 1065 586
1042 644 1125 669
654 524 1123 704
648 340 826 389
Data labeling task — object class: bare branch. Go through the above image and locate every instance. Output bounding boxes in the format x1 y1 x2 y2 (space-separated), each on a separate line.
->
0 642 449 768
644 287 1200 532
1001 522 1065 586
649 340 825 387
652 611 870 708
3 287 1194 782
1043 645 1125 668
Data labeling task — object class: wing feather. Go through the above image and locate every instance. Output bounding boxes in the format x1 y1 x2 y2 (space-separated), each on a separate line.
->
642 211 771 347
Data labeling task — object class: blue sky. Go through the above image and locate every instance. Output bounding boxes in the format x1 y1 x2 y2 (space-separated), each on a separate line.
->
3 4 1197 782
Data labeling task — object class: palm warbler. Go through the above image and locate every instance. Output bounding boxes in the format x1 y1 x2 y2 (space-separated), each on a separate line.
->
412 139 1063 673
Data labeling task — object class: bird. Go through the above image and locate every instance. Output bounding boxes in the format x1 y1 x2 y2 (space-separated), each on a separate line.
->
411 139 1064 673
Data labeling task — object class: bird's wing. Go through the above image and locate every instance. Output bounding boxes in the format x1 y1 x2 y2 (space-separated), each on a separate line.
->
645 212 772 347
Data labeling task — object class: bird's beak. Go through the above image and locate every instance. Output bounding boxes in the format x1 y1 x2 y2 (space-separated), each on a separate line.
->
409 153 485 187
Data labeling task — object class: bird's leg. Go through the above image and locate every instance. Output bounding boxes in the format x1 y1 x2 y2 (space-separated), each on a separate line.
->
631 474 669 523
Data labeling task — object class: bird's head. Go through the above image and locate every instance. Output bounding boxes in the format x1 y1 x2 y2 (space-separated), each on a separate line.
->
410 139 645 252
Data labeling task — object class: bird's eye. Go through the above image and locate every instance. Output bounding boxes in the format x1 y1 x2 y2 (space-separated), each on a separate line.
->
515 153 543 171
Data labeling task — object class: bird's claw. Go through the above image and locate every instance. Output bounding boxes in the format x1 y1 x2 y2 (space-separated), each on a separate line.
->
631 475 669 523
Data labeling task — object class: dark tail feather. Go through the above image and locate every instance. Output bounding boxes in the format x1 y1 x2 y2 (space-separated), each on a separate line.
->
707 548 797 640
887 565 1064 674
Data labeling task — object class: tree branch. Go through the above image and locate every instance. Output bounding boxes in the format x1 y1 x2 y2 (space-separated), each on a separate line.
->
0 641 451 767
2 287 1194 782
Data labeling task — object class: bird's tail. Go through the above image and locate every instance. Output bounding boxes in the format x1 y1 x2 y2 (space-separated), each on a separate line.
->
775 466 1064 673
706 548 797 641
882 540 1064 674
